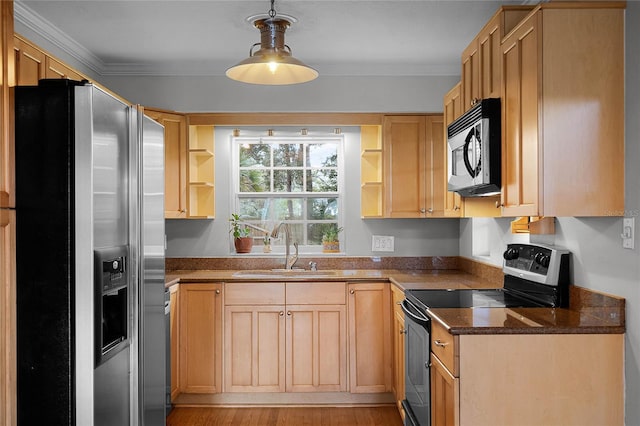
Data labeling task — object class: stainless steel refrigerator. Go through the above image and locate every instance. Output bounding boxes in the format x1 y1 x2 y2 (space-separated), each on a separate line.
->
15 79 166 425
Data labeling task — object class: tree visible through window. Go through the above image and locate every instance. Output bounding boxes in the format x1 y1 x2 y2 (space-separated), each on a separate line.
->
233 135 343 252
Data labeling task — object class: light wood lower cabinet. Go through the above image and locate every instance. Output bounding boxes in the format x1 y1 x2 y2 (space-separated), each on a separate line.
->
348 282 392 393
178 283 222 394
168 284 180 400
430 354 458 426
224 304 286 392
390 285 406 419
286 304 347 392
224 281 347 393
430 319 624 426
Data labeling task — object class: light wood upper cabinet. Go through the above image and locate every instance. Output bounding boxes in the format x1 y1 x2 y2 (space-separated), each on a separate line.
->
383 115 444 218
1 8 13 210
348 282 391 393
14 35 83 85
145 109 188 219
442 84 463 218
500 4 624 217
13 35 44 86
45 56 83 81
460 7 533 113
360 125 384 218
187 125 215 218
178 283 222 394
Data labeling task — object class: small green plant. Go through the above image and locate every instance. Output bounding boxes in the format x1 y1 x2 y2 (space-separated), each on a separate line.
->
322 225 343 242
229 213 251 238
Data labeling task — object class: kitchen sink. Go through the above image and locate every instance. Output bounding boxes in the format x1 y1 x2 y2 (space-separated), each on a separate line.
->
232 269 338 278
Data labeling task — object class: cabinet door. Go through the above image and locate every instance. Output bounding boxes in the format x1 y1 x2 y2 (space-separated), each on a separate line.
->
286 304 347 392
348 283 391 393
477 16 502 101
391 286 406 417
145 110 188 218
461 41 479 113
13 36 45 86
45 57 83 80
178 283 222 393
501 14 540 217
383 116 427 218
430 354 459 426
0 209 16 426
169 284 180 401
224 305 286 392
442 84 463 217
426 115 445 217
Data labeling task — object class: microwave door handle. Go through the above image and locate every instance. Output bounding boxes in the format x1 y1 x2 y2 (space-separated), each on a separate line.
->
463 127 480 178
400 300 430 327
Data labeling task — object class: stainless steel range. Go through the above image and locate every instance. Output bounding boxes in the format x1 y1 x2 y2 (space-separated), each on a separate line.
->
400 243 571 426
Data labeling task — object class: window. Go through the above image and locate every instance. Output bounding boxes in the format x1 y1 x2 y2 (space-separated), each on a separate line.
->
232 132 344 253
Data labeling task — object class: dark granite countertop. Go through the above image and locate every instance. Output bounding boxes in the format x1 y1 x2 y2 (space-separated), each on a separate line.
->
165 260 625 336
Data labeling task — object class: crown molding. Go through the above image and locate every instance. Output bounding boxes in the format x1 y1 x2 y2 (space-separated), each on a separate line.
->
14 0 105 75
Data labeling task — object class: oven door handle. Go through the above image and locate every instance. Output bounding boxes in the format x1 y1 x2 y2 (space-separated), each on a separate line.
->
400 299 430 327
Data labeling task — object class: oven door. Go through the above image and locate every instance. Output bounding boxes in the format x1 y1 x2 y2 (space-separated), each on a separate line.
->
401 299 431 426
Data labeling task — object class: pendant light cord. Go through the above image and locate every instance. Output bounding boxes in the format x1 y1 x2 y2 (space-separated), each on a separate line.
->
269 0 277 18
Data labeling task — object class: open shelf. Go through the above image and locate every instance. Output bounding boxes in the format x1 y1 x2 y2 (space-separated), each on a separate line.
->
187 125 215 218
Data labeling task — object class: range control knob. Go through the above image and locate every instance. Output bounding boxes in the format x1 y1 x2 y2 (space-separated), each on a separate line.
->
503 248 519 260
534 252 551 267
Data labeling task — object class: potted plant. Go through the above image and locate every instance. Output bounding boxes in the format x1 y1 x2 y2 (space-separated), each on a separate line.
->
229 213 253 253
322 225 343 253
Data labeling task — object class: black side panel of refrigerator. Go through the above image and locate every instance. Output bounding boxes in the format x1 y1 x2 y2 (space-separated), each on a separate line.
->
15 82 78 426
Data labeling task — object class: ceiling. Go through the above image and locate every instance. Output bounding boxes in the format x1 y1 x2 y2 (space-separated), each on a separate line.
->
15 0 530 78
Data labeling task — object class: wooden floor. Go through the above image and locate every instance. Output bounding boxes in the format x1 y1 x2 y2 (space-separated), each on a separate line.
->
166 406 403 426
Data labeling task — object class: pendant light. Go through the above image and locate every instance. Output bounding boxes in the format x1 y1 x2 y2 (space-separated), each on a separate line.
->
226 0 318 85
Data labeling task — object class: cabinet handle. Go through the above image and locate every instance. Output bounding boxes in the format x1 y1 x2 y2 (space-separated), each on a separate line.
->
495 201 503 208
396 301 402 305
400 328 407 335
279 311 284 316
454 206 460 211
427 208 433 214
433 339 449 348
420 208 426 213
287 311 292 316
215 289 220 294
349 289 355 295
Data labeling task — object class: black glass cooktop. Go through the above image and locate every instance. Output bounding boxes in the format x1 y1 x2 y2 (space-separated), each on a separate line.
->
405 288 546 311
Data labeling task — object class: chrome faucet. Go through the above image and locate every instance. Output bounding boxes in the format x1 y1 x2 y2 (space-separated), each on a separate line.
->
271 222 299 270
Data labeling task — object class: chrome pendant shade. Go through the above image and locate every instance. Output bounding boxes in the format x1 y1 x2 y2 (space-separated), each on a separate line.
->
226 1 318 85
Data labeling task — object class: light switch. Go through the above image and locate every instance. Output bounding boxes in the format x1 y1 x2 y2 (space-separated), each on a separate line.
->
372 235 394 252
622 217 634 249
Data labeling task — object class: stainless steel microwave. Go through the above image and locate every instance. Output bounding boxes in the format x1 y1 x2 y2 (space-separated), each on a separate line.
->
447 98 501 197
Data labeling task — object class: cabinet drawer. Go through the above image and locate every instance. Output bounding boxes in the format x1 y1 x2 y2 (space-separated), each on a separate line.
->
431 320 458 376
286 282 346 305
224 282 285 305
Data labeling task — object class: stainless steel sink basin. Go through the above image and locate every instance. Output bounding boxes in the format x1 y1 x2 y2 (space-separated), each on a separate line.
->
232 269 338 278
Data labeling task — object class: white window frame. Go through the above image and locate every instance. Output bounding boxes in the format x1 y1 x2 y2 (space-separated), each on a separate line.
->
230 134 345 254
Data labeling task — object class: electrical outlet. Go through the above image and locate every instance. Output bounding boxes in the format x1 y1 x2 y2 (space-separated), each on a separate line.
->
372 235 394 252
622 217 634 249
